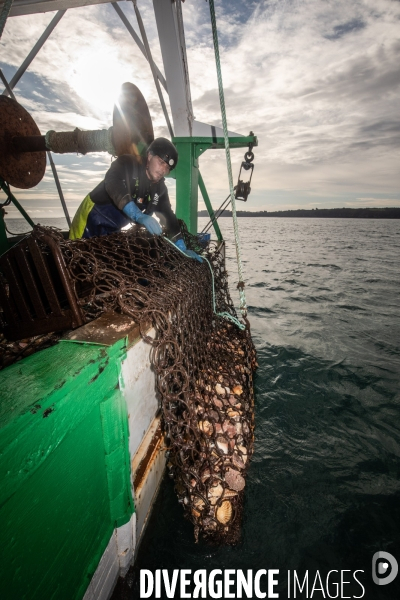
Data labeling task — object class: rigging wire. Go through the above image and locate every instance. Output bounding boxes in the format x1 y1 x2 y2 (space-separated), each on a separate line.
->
208 0 248 320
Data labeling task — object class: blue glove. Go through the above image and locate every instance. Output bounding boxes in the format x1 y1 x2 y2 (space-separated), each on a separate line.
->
123 201 162 235
175 238 203 263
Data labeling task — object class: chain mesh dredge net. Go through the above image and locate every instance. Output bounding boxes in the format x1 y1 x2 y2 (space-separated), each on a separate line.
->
0 224 257 544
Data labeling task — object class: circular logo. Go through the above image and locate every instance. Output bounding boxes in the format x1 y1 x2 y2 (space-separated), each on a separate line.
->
372 551 398 586
169 159 174 166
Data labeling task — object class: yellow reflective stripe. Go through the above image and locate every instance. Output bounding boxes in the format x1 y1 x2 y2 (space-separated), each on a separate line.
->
69 194 95 239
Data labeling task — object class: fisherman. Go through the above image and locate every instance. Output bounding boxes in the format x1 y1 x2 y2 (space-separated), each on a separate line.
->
69 137 202 262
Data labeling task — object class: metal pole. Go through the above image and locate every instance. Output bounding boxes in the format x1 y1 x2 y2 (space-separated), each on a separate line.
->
1 10 66 96
198 171 223 242
0 178 35 228
47 152 71 228
111 2 168 93
175 0 194 129
132 0 174 138
0 68 16 99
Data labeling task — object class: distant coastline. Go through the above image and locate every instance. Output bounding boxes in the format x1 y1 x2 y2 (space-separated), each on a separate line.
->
198 207 400 218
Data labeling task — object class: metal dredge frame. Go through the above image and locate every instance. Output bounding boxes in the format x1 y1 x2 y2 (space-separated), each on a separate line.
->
0 0 257 255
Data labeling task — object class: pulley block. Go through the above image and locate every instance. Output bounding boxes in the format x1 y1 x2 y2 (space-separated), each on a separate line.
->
235 147 255 202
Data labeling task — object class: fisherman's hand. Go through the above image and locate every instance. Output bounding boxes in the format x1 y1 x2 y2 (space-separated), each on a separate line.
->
136 213 162 235
175 238 203 263
123 201 162 235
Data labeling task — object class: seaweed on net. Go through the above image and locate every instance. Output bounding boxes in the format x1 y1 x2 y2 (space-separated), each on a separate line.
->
1 224 257 543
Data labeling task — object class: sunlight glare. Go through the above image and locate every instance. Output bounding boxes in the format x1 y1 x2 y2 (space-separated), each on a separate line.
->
70 46 130 118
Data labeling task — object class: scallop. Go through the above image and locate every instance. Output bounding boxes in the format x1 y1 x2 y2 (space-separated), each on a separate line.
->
208 483 224 505
213 397 224 409
216 437 229 454
232 384 243 396
222 488 238 499
193 495 205 510
225 468 245 492
227 408 240 418
237 444 248 456
215 383 226 396
232 452 245 469
200 468 211 483
199 420 213 435
216 500 232 524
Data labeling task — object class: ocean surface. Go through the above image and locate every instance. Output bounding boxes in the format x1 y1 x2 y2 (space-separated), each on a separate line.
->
6 217 400 598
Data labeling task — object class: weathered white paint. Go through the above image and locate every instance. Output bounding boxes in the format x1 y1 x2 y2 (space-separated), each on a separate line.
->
116 514 137 578
153 0 194 136
119 329 159 459
192 120 243 138
7 0 112 18
131 415 166 550
82 512 136 600
84 335 166 599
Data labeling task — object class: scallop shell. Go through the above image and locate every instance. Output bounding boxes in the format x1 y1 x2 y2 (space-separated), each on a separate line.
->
200 468 211 483
222 488 238 499
225 468 245 492
232 452 245 469
232 384 243 396
208 483 224 505
193 495 205 510
216 436 229 454
237 444 248 456
222 420 237 438
227 408 240 418
213 397 224 409
215 383 226 396
216 500 232 524
199 420 213 435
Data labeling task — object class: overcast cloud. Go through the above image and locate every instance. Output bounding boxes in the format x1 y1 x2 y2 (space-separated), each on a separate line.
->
0 0 399 218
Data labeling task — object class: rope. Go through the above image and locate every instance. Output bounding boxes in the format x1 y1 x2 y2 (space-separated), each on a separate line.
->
0 0 13 40
45 127 115 155
164 236 245 330
208 0 248 319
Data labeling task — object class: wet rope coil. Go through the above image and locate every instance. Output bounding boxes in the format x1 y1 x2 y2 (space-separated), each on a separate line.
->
45 127 116 156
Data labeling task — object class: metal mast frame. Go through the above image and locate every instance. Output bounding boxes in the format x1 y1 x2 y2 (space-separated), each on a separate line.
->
0 0 257 251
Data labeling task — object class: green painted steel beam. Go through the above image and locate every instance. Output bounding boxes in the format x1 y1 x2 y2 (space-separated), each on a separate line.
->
173 140 199 234
174 134 258 156
198 171 222 242
172 134 257 235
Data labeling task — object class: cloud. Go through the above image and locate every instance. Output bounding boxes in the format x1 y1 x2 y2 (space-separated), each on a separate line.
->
0 0 399 220
324 18 367 40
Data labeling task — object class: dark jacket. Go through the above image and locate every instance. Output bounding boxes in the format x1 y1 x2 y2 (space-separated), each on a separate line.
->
90 154 181 239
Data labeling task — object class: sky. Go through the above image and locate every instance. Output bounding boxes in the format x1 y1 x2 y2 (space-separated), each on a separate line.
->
0 0 399 219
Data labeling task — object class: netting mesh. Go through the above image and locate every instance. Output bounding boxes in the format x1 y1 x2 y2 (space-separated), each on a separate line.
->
1 224 257 543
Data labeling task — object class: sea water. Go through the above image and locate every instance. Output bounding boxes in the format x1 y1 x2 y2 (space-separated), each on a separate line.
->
7 217 400 598
114 217 400 599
